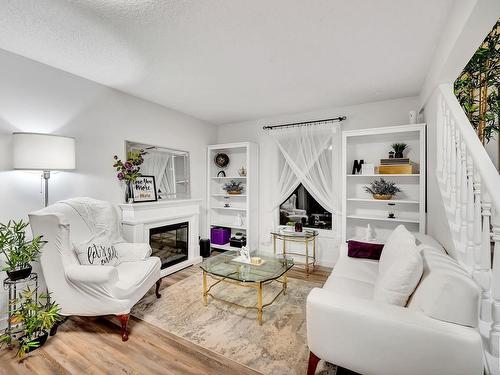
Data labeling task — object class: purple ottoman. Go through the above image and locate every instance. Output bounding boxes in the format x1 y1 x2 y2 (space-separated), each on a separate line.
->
211 227 231 245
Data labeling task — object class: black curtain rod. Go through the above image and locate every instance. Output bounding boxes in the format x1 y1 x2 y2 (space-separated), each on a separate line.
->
262 116 346 130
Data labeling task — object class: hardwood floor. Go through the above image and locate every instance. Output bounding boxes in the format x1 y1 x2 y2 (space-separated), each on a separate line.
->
0 262 331 375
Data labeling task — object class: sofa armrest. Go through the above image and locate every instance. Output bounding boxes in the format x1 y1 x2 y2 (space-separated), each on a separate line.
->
306 288 483 375
114 242 152 262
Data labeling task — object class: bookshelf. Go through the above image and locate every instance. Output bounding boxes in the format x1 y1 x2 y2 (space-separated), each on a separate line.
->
207 142 259 251
342 124 426 243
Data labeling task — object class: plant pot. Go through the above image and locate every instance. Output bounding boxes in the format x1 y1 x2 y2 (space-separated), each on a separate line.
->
23 331 49 354
394 152 404 158
125 181 133 203
373 194 393 200
227 191 241 195
7 265 32 281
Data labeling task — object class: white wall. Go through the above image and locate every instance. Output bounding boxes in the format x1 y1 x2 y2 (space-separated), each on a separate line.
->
0 49 216 324
217 96 420 267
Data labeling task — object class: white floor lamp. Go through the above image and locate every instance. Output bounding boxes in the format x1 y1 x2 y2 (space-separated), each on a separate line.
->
12 132 76 207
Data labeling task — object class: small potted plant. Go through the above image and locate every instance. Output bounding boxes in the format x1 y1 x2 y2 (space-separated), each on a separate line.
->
391 143 408 158
113 149 147 203
0 286 61 358
364 178 401 200
223 180 244 195
0 220 44 281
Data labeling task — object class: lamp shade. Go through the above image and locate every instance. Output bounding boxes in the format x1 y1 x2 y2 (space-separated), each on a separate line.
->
12 132 76 170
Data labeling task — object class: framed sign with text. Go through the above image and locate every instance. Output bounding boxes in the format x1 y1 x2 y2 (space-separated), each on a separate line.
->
132 175 157 203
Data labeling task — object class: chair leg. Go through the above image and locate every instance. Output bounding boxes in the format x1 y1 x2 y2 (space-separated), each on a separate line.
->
307 351 320 375
117 314 129 341
155 279 162 298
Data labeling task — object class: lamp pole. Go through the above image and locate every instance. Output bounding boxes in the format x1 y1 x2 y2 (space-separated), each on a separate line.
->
43 170 51 207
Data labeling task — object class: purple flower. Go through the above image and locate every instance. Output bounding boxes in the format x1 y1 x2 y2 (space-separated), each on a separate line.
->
117 172 124 180
124 162 133 170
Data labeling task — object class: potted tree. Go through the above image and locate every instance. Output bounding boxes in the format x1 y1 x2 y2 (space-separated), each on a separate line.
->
364 178 402 200
0 286 61 358
0 220 44 281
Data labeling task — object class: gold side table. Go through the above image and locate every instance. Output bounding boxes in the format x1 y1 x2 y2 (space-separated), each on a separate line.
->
271 229 318 274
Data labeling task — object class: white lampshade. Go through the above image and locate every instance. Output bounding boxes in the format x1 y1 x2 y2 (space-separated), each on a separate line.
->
12 132 76 170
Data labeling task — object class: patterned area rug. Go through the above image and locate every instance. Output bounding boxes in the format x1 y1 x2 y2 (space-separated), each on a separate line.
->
132 272 336 375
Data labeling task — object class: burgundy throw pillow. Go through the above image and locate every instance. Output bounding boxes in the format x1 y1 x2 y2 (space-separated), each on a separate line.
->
347 240 384 260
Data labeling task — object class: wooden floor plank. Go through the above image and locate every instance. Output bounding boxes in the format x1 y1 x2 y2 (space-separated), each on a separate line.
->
1 260 330 375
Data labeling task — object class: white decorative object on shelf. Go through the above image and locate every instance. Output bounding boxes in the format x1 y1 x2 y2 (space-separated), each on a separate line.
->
361 163 375 175
236 213 244 227
364 224 375 241
409 110 417 124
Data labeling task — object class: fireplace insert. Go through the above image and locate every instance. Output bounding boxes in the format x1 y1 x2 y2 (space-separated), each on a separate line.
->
149 222 189 269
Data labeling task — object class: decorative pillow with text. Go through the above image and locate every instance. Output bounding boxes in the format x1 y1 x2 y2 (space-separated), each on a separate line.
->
74 231 119 267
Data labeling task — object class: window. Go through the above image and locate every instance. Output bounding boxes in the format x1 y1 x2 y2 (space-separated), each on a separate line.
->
279 184 332 230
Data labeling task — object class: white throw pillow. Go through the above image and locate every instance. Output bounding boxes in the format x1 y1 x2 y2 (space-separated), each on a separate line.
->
74 231 119 267
373 225 423 306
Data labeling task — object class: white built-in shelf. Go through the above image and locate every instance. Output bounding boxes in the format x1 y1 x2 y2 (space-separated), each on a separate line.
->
211 193 247 197
347 198 419 204
211 206 247 211
211 176 247 180
210 243 241 251
346 215 420 224
346 174 420 177
211 223 247 230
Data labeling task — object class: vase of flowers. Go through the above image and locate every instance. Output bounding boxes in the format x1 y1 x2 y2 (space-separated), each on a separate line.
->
0 220 44 281
113 149 146 203
364 178 401 200
0 286 61 358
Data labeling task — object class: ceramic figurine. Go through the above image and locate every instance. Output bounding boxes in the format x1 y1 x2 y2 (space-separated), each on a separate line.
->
238 166 247 177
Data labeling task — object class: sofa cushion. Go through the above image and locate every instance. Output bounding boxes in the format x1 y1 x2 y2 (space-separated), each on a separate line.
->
323 276 374 299
347 240 384 260
331 255 379 285
113 257 161 299
407 248 480 327
373 225 423 306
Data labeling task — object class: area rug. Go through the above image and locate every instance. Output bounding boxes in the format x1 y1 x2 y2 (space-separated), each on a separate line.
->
132 272 336 375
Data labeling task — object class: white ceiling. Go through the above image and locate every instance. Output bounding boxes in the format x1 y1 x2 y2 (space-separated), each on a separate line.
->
0 0 454 124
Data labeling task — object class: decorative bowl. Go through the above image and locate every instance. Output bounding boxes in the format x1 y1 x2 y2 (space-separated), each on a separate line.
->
372 194 393 200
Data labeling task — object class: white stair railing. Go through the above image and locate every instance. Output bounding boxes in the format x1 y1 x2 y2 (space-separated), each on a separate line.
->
436 83 500 356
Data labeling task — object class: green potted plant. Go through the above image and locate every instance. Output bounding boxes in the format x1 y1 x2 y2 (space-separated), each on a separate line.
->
0 220 44 281
0 286 61 358
364 178 401 200
391 143 408 158
223 180 244 195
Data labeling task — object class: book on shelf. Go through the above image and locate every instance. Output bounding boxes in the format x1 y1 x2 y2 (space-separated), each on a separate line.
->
380 158 410 165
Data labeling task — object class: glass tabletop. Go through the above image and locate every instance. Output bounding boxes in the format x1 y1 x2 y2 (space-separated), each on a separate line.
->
200 250 294 283
270 228 318 239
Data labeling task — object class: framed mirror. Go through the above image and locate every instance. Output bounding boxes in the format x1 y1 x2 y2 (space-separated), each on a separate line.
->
126 141 190 200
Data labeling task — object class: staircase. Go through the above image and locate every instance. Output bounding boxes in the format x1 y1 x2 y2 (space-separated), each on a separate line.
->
436 83 500 371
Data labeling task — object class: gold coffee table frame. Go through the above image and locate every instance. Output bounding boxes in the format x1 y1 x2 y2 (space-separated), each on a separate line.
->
272 230 318 274
200 251 294 325
202 270 288 325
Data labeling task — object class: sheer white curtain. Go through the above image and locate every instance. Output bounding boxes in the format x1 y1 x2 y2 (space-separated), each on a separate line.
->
269 122 341 232
141 150 171 194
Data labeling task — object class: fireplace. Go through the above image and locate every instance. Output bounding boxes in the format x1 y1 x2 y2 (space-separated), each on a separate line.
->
149 222 189 269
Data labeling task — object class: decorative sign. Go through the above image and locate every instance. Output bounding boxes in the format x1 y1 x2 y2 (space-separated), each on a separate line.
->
132 175 157 203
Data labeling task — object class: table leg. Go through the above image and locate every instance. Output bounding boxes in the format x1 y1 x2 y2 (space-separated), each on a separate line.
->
273 234 276 255
202 271 208 306
257 282 263 325
313 237 316 271
283 238 286 256
283 272 288 295
305 240 309 275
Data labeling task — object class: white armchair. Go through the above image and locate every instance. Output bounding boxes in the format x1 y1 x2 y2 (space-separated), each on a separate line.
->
29 197 162 341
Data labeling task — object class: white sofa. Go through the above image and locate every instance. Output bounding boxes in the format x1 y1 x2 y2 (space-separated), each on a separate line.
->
29 197 162 341
306 232 483 375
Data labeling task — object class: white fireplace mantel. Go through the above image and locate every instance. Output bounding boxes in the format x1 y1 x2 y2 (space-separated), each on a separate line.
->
119 199 203 277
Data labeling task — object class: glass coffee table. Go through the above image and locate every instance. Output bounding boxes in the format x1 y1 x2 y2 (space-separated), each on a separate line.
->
199 250 294 325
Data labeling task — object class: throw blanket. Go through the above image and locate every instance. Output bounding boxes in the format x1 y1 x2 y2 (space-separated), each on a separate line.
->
59 197 124 244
